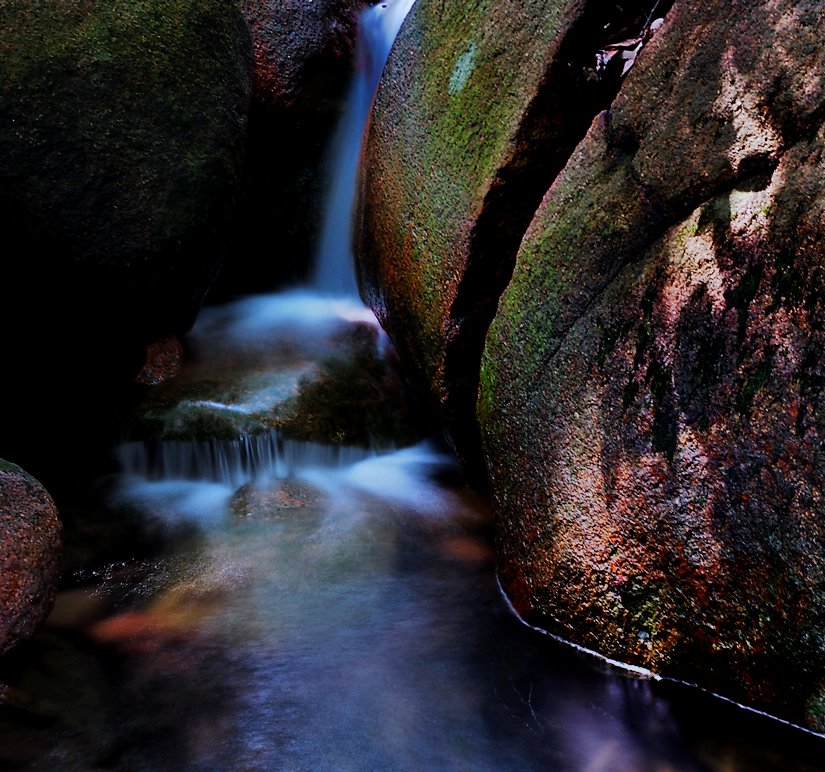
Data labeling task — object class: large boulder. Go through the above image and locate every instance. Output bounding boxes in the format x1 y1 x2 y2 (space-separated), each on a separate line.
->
241 0 359 118
480 0 825 730
357 0 662 480
215 0 361 296
0 0 252 480
0 461 63 655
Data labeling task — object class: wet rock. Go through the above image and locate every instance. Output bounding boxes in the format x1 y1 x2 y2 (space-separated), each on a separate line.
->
215 0 361 295
274 323 424 448
0 460 62 655
0 0 253 480
135 337 185 387
124 314 423 450
357 0 666 481
241 0 359 117
480 0 825 731
231 480 327 520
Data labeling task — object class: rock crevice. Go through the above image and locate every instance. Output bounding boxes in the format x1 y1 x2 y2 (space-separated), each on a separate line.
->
359 0 675 483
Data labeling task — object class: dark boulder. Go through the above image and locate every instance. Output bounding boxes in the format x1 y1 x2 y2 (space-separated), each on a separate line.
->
0 0 252 483
0 460 62 655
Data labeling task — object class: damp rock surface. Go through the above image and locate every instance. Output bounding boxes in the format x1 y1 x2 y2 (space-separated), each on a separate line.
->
240 0 359 117
0 460 62 656
479 0 825 731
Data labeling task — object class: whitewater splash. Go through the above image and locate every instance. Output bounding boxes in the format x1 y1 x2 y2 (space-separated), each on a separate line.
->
114 0 421 522
115 431 376 488
311 0 417 297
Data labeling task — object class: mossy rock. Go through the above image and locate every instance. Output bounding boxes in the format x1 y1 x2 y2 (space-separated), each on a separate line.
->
357 0 663 479
0 0 251 302
0 0 253 476
480 0 825 731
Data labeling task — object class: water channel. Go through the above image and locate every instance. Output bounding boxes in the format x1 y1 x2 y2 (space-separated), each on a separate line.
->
1 1 825 769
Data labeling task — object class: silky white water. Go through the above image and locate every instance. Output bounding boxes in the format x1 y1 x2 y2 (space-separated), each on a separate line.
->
311 0 417 296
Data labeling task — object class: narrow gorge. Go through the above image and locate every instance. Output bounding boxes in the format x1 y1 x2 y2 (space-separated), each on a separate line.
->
1 0 824 767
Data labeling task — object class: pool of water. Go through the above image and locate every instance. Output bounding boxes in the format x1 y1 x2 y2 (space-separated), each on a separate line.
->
1 437 824 771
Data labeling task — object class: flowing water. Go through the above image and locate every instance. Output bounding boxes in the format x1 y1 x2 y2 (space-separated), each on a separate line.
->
2 1 825 770
311 0 417 296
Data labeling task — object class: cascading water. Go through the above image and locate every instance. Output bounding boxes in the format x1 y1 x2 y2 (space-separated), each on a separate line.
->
4 1 825 769
114 0 418 493
311 0 417 297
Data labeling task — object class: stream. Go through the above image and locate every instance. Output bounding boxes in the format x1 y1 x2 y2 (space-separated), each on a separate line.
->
1 1 825 769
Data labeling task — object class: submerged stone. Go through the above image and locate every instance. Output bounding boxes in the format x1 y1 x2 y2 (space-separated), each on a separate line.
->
230 480 327 520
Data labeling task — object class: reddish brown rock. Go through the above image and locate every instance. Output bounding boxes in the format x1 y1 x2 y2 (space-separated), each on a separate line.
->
0 461 62 655
135 336 184 386
241 0 359 117
357 0 665 481
480 0 825 731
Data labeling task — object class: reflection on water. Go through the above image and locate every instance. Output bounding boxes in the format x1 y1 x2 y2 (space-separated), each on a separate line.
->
2 439 825 770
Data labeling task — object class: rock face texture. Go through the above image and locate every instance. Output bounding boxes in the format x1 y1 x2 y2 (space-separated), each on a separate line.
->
358 0 663 480
0 461 63 655
361 0 825 732
0 0 252 334
242 0 358 117
0 0 252 480
479 0 825 731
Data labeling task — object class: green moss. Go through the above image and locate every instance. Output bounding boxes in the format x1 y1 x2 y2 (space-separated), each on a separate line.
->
736 352 774 415
276 349 421 448
0 0 250 261
374 0 577 396
0 459 23 475
492 146 646 395
477 354 498 429
634 594 665 640
806 690 825 733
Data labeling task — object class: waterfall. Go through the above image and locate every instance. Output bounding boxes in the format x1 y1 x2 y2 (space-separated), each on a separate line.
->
114 0 418 500
116 431 375 488
311 0 417 297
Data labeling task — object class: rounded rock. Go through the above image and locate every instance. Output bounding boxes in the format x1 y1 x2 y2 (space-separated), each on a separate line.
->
0 460 63 655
